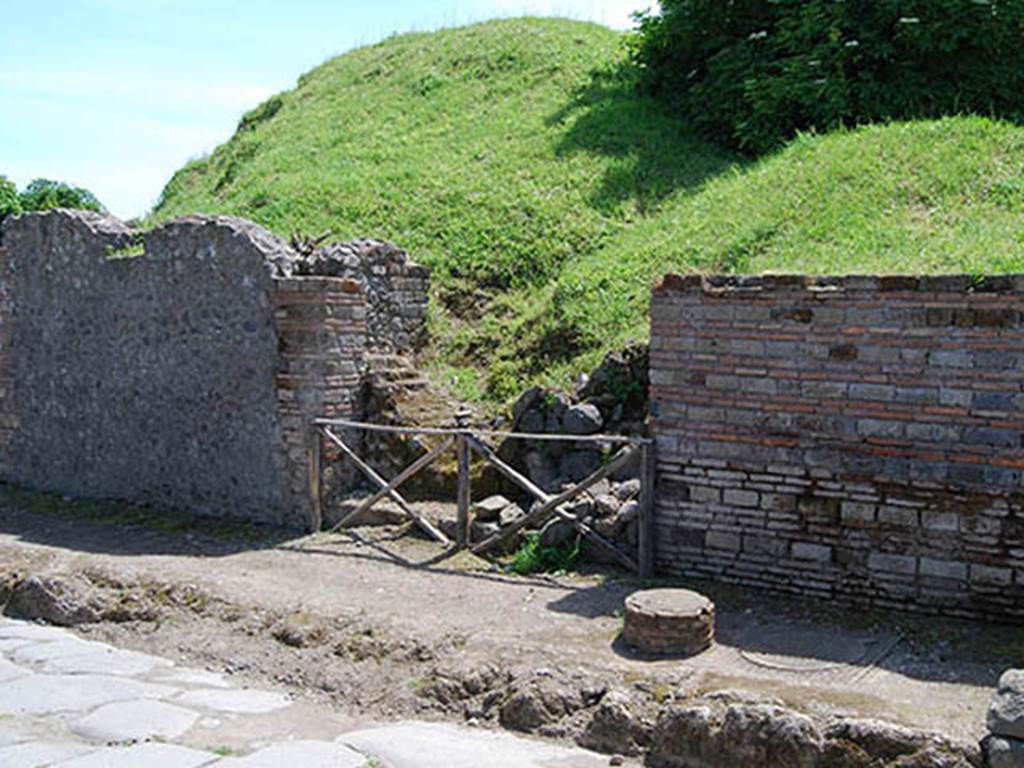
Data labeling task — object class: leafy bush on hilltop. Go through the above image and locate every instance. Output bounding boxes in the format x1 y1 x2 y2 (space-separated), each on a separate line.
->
18 179 104 214
0 176 20 224
631 0 1024 153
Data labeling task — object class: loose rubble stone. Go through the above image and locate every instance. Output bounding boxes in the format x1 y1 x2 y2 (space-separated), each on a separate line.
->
4 576 104 626
499 504 526 527
593 494 621 518
578 689 646 756
539 518 577 548
650 705 718 766
614 478 642 501
623 589 715 657
563 404 604 435
986 736 1024 768
991 671 1024 740
561 450 602 481
473 495 513 523
513 387 545 427
719 704 823 768
825 718 929 761
499 681 582 733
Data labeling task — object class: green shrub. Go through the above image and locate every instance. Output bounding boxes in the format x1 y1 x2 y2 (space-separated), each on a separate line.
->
631 0 1024 154
18 178 104 213
0 175 21 225
509 531 580 575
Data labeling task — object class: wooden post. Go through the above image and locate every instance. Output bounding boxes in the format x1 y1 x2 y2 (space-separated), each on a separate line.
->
307 426 323 533
456 434 471 547
638 442 656 579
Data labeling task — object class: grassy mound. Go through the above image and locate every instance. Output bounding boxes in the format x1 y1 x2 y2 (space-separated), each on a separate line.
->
552 117 1024 359
153 18 1024 406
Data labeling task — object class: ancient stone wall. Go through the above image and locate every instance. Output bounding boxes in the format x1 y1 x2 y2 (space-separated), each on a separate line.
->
0 210 366 529
650 274 1024 619
292 240 430 353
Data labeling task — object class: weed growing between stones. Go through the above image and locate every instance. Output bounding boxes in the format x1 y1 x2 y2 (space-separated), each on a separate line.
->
508 532 579 575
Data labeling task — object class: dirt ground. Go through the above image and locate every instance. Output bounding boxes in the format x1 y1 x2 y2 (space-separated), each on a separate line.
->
0 494 1016 747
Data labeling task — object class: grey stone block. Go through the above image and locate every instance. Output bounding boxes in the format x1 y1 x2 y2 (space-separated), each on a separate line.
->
972 565 1013 586
922 511 959 532
792 543 832 562
919 558 967 581
723 489 759 508
841 502 876 525
868 553 917 576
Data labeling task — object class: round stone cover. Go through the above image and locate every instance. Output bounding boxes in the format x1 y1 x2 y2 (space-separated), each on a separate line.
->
623 588 715 657
625 589 713 617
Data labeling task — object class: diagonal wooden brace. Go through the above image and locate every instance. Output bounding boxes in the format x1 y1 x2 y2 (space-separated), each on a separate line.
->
329 435 455 533
321 427 450 544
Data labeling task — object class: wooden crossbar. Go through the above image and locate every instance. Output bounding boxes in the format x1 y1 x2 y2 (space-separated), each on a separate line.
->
468 435 639 570
329 435 455 533
321 427 450 544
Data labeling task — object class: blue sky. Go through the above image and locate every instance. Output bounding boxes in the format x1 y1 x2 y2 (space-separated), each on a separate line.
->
2 1 649 219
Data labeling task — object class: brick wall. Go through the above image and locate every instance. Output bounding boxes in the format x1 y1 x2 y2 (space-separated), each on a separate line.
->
273 277 366 528
650 274 1024 620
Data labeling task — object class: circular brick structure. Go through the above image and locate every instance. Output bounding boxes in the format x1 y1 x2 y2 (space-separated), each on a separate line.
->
623 589 715 656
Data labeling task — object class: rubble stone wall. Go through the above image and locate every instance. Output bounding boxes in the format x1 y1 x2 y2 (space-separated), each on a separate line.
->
0 210 366 529
294 240 430 353
650 273 1024 619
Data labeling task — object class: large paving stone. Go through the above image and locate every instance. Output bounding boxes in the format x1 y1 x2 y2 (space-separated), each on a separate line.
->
0 656 30 682
12 637 113 664
339 722 610 768
0 674 178 715
73 699 200 743
44 647 173 676
176 688 290 714
155 667 231 689
52 742 217 767
0 638 34 653
990 670 1024 740
216 740 366 767
0 740 97 767
0 623 75 642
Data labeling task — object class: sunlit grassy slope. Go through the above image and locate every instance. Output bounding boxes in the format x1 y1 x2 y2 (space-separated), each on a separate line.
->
153 18 1024 404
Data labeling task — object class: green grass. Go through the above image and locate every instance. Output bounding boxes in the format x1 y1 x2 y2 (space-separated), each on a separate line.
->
152 17 1024 407
508 531 580 575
